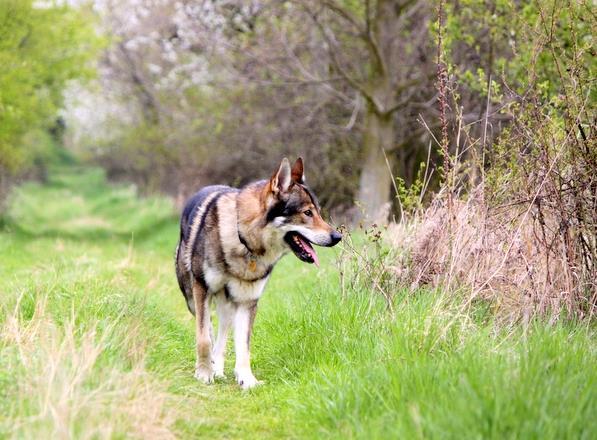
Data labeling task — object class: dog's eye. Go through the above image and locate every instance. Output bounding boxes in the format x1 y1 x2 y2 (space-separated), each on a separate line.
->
304 210 313 217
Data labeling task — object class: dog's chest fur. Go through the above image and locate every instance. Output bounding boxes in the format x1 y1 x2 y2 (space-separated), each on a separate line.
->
198 191 287 301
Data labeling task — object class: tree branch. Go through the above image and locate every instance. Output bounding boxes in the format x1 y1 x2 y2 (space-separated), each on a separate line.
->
363 31 388 78
305 8 383 113
118 42 160 124
320 0 365 32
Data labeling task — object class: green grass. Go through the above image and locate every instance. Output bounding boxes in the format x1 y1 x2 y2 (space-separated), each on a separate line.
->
0 167 595 439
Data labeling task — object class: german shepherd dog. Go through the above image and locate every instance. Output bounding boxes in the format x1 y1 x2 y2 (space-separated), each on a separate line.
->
175 157 342 389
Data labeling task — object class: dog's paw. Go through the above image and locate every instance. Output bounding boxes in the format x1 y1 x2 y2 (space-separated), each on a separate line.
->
194 366 215 384
235 369 262 390
212 358 225 379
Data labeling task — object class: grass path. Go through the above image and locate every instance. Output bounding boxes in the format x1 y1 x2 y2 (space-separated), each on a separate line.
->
0 167 595 439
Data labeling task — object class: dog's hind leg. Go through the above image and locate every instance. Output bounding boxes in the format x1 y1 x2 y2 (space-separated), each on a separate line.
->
212 292 234 378
193 280 214 384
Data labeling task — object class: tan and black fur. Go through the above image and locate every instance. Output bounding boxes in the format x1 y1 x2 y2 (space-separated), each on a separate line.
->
175 157 341 389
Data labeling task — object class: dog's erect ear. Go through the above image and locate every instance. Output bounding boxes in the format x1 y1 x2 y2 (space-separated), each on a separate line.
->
270 158 292 195
291 157 304 184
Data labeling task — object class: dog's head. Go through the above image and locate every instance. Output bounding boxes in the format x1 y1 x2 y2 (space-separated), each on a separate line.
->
265 157 342 266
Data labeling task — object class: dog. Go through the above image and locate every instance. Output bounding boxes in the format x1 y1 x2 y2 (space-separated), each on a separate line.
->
175 157 342 389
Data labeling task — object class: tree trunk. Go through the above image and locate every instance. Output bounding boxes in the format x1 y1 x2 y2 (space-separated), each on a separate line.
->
354 0 404 224
356 104 395 223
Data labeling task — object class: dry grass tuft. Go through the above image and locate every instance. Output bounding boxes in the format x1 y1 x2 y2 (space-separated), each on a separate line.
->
1 294 178 439
386 186 595 322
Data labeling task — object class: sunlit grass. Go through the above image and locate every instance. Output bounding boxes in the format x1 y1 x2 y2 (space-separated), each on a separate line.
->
0 168 594 439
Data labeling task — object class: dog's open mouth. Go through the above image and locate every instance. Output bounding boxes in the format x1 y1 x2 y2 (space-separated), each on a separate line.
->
284 232 319 267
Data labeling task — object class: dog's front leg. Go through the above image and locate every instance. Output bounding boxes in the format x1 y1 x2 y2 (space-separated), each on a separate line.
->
212 294 234 378
193 280 214 384
233 300 260 389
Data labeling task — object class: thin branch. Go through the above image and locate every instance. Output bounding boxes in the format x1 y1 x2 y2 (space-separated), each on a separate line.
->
345 93 362 130
320 0 365 32
382 77 425 115
360 0 389 77
305 8 381 113
365 0 371 35
117 42 160 124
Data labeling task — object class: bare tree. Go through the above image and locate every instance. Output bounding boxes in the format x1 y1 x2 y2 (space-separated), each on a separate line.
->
301 0 434 221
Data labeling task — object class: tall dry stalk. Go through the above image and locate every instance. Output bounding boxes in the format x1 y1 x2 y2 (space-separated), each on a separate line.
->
436 0 452 215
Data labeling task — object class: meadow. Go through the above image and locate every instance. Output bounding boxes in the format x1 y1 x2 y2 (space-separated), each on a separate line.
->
0 168 595 439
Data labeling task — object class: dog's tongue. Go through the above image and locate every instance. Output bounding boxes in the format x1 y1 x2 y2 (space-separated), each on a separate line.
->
298 236 319 267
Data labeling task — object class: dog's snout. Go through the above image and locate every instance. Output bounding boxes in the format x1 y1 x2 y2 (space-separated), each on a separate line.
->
329 230 342 246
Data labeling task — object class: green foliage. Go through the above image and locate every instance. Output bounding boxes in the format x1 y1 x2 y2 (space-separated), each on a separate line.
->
395 161 427 213
481 0 595 203
1 166 595 438
444 0 595 101
0 0 100 173
442 0 515 100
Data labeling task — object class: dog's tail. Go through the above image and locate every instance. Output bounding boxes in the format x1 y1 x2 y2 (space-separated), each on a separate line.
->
175 240 196 316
